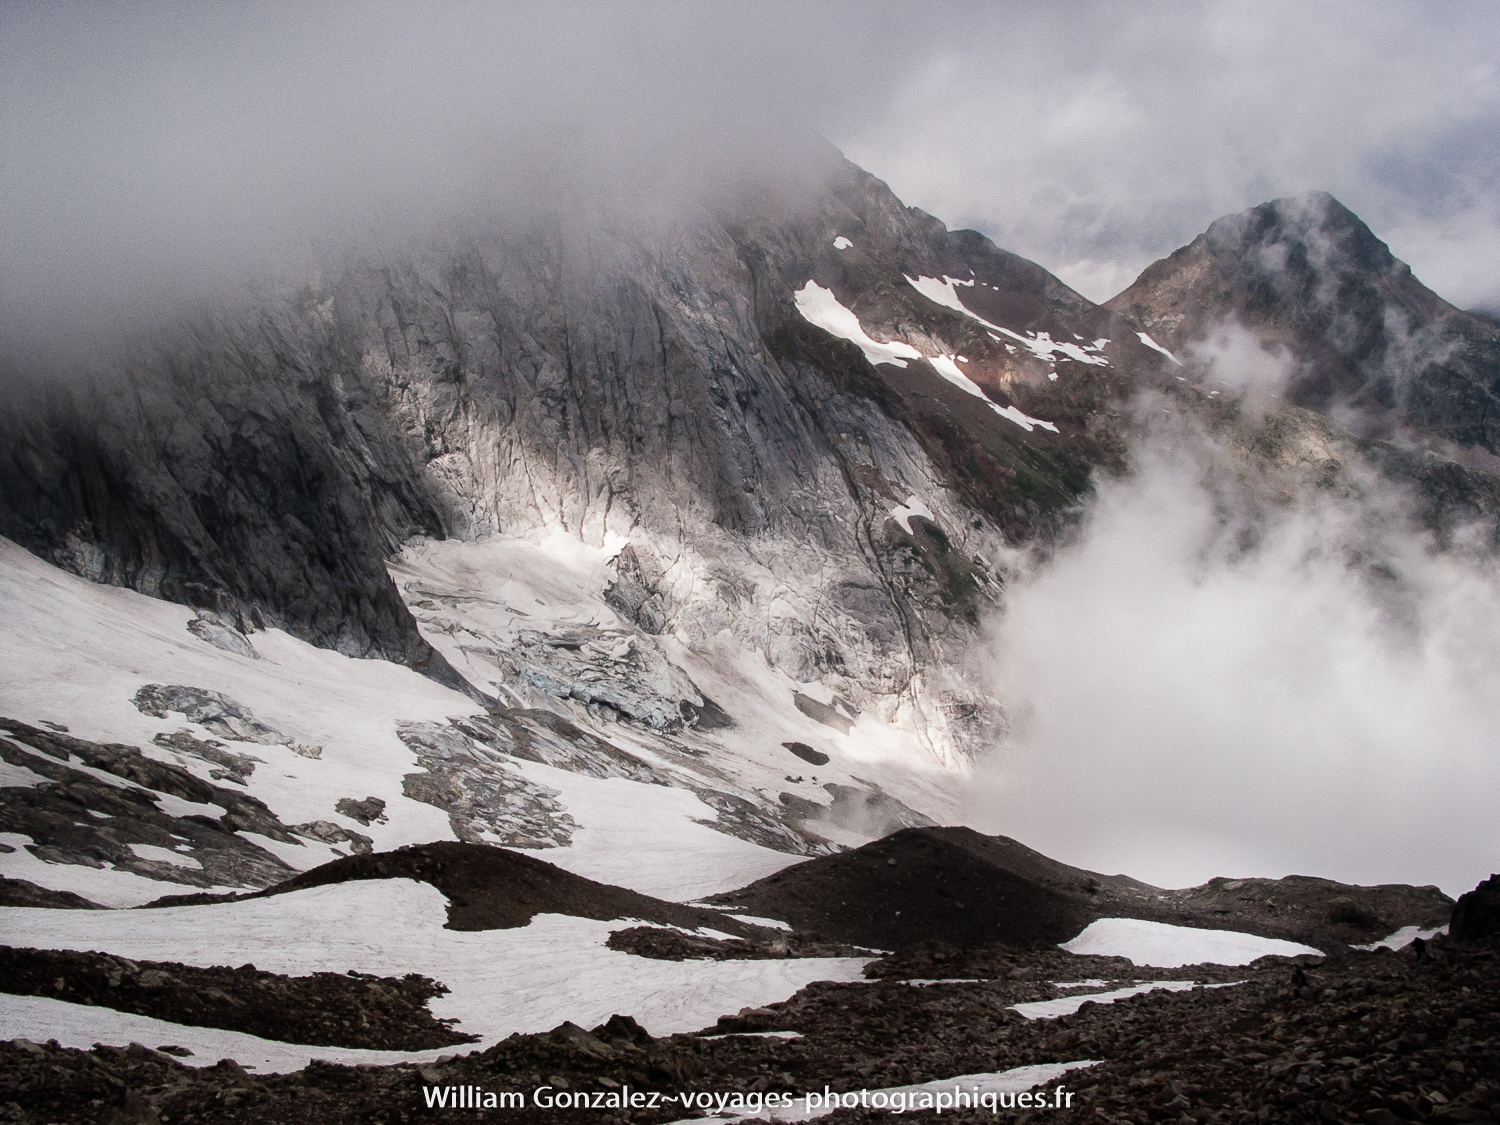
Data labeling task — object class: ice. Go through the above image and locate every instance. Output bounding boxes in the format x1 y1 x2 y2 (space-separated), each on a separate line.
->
1136 331 1183 365
1060 918 1322 967
793 281 921 368
509 762 801 901
1010 980 1198 1020
832 236 852 250
0 879 871 1067
1352 924 1448 952
671 1061 1098 1123
889 496 935 535
0 528 961 913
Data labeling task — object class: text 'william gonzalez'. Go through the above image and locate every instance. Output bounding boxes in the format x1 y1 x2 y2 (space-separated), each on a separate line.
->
423 1082 1080 1114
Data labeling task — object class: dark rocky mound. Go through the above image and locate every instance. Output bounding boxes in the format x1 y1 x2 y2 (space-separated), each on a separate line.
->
708 826 1454 953
150 841 768 937
707 826 1101 949
0 877 101 910
0 947 474 1051
604 926 861 962
1452 874 1500 945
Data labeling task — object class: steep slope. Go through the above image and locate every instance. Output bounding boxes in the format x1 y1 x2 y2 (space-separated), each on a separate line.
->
1107 191 1500 453
0 154 1177 769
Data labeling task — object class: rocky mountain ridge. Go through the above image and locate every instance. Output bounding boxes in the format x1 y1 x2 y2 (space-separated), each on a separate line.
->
1108 191 1500 455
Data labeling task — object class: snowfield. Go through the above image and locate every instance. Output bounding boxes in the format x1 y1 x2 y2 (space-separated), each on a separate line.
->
1060 918 1322 967
0 879 871 1070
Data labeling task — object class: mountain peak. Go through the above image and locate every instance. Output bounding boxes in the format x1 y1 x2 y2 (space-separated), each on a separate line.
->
1106 192 1500 450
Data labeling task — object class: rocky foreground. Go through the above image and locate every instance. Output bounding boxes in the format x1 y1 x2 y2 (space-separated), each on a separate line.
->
0 936 1495 1124
0 849 1494 1124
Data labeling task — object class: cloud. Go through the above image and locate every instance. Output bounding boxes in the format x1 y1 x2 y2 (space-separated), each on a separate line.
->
840 1 1500 308
964 407 1500 897
0 1 897 359
6 0 1496 358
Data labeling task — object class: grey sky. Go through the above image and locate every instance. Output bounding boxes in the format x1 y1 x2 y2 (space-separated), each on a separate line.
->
840 2 1500 308
4 1 1497 350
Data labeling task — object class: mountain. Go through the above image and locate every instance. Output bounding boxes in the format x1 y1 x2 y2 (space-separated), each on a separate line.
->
2 156 1497 1120
0 154 1181 775
1107 191 1500 454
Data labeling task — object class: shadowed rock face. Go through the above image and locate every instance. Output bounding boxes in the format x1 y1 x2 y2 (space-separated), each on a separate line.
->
1451 873 1500 945
0 155 1163 762
1107 191 1500 453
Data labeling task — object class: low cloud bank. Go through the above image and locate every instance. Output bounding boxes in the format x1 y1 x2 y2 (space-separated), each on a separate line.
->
966 411 1500 897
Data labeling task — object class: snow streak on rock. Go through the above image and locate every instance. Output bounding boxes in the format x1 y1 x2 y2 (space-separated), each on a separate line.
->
793 281 921 368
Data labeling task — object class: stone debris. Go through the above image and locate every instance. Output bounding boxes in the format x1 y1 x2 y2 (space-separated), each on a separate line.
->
0 718 297 891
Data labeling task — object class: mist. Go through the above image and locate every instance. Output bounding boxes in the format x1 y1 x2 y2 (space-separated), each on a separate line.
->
966 403 1500 898
843 1 1500 309
0 2 913 363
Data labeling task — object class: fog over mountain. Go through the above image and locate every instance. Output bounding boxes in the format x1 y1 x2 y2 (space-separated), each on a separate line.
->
5 1 1499 359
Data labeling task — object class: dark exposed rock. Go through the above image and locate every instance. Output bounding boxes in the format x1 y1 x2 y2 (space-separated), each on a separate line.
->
394 719 576 848
792 692 853 735
603 545 668 635
709 826 1452 953
1452 874 1500 945
185 610 258 659
782 741 830 767
0 877 103 909
289 820 373 855
151 729 261 785
604 925 862 962
133 685 288 747
334 796 387 826
0 718 299 890
0 947 475 1051
689 788 833 856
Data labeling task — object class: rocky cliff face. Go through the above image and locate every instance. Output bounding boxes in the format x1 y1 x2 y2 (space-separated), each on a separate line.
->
0 158 1177 766
1106 191 1500 454
5 169 1498 771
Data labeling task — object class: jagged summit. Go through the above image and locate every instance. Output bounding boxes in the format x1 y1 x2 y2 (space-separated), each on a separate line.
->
1108 191 1500 451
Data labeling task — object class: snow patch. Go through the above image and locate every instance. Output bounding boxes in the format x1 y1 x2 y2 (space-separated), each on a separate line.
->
889 496 935 535
993 406 1060 434
832 236 852 250
1061 918 1322 967
1136 331 1183 365
903 275 1107 367
1011 980 1197 1020
793 281 921 368
126 843 203 870
1352 924 1448 952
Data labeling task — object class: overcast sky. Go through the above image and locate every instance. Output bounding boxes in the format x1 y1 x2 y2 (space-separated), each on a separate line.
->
4 1 1498 346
